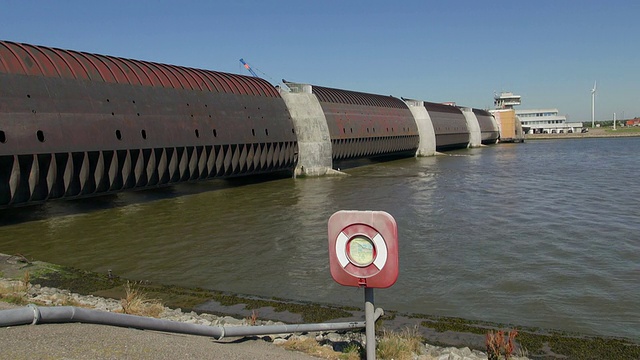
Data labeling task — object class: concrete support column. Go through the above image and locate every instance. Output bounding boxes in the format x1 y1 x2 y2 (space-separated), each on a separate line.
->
489 115 500 144
279 85 333 176
404 100 436 156
461 107 482 148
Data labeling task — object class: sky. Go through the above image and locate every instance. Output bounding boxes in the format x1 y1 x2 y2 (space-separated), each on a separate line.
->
1 0 639 122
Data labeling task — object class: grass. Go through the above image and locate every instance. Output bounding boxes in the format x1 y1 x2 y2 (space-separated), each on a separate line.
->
486 330 518 360
0 271 31 305
0 284 28 304
0 273 159 314
419 315 640 359
280 327 424 360
376 327 423 360
0 270 95 308
279 327 424 360
604 126 640 133
246 309 259 325
119 281 164 318
280 337 361 360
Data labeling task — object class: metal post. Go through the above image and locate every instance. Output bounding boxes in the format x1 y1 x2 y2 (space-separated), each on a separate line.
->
365 287 376 360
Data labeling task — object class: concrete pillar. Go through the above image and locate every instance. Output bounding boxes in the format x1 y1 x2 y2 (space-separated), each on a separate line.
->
488 114 500 144
279 85 333 176
404 99 436 156
461 107 482 148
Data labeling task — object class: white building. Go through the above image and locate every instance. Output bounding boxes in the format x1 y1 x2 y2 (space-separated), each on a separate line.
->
493 92 583 134
517 109 584 134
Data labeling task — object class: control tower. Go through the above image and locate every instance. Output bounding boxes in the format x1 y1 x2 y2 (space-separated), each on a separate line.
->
490 92 524 142
494 92 521 110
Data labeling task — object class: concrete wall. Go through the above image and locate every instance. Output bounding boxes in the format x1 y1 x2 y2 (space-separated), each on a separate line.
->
404 100 436 156
279 86 333 176
460 107 482 148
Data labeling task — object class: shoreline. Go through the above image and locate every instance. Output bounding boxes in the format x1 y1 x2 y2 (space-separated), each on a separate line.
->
524 128 640 140
1 254 638 359
0 255 516 360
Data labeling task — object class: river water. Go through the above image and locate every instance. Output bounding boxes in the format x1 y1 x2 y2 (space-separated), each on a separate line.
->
1 137 638 339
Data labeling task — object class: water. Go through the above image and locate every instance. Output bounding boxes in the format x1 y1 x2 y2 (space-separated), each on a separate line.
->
1 137 639 339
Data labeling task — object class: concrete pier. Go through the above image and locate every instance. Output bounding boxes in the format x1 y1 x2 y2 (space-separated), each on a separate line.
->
279 84 333 177
404 99 436 156
461 108 482 148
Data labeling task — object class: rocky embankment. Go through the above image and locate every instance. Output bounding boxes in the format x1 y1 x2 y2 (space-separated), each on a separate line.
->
3 254 638 359
0 278 527 360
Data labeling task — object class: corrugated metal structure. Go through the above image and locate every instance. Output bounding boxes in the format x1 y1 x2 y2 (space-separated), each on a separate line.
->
311 85 419 161
0 40 504 208
423 102 469 150
472 108 500 144
0 41 297 208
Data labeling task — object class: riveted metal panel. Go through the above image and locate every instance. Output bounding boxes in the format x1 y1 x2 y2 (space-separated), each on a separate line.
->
473 108 499 144
54 48 91 80
145 62 173 88
70 50 107 81
167 63 199 90
0 40 297 208
0 41 280 97
40 47 74 78
0 42 31 74
88 54 118 83
22 44 60 77
189 68 214 92
98 56 131 83
125 59 154 87
311 85 418 161
423 101 469 151
0 43 12 73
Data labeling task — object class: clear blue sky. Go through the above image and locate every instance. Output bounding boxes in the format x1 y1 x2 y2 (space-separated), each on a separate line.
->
2 0 638 122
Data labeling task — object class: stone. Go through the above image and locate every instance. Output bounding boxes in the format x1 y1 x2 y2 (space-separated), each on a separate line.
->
326 332 343 342
459 347 472 356
273 338 287 345
0 279 532 360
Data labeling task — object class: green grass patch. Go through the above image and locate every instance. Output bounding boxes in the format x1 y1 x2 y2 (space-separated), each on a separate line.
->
377 327 424 360
30 266 126 294
518 331 640 359
0 294 27 305
417 315 640 359
604 127 640 133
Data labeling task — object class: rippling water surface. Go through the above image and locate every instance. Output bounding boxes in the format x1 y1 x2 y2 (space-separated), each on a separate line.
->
1 137 639 339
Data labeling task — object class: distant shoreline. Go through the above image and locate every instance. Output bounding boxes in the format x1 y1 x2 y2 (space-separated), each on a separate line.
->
525 128 640 140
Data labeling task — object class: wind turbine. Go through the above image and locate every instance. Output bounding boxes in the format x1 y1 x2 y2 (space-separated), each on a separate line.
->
591 81 597 128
